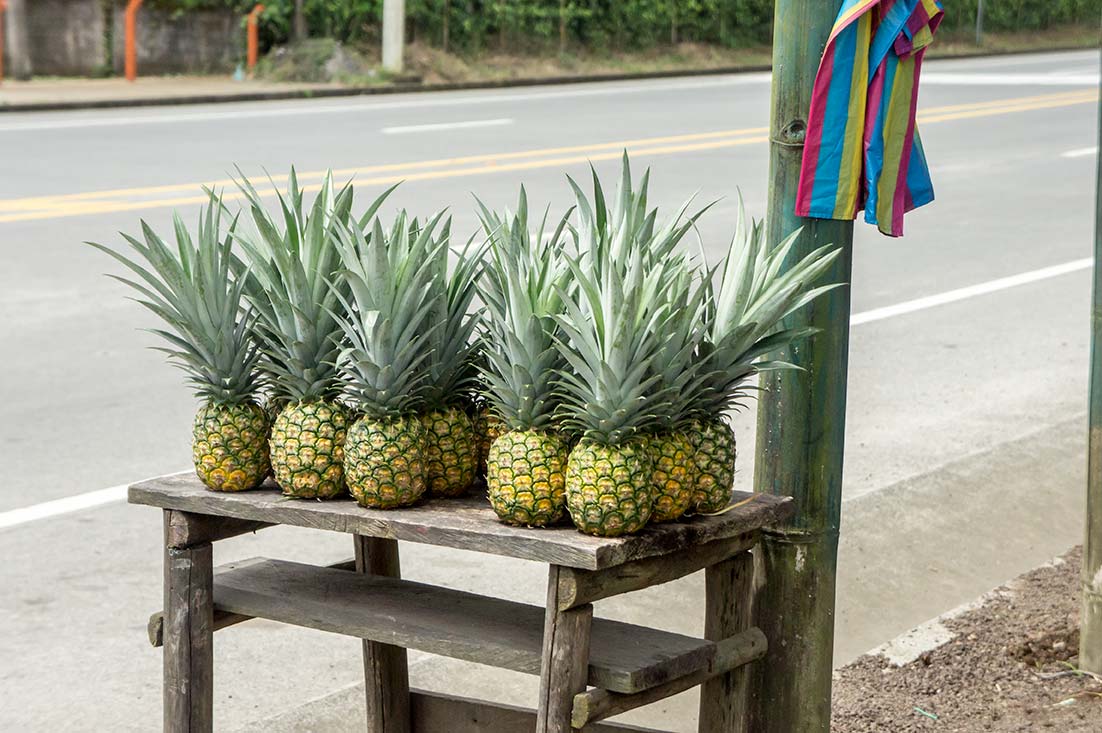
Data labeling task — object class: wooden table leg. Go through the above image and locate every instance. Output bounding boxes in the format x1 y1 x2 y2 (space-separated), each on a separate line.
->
163 510 214 733
355 536 412 733
536 565 593 733
698 551 754 733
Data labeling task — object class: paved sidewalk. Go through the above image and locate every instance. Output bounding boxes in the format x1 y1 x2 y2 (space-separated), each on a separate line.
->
0 76 346 111
0 44 1090 112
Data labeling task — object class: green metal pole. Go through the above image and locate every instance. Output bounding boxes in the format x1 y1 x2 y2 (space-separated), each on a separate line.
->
748 1 855 731
1080 87 1102 675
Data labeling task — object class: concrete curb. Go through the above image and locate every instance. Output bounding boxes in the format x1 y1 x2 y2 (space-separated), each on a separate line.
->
0 44 1092 114
863 552 1070 667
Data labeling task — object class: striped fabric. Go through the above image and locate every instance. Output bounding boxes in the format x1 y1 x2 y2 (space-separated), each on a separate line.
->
796 0 943 237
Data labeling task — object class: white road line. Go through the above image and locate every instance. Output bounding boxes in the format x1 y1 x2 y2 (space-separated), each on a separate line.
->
0 484 129 528
0 75 769 133
0 71 1092 133
851 257 1093 326
382 117 513 134
0 257 1094 530
921 72 1099 86
1062 146 1098 159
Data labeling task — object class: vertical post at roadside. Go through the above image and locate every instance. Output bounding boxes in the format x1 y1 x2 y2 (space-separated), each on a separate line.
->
125 0 144 82
246 4 264 75
558 0 566 55
0 0 7 85
1080 86 1102 676
975 0 984 46
748 1 855 731
442 0 451 53
381 0 406 73
5 0 31 80
292 0 306 42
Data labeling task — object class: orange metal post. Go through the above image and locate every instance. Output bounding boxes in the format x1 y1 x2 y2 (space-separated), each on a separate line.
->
125 0 145 82
246 4 264 74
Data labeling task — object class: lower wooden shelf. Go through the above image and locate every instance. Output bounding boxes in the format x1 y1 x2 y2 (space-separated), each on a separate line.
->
214 557 717 694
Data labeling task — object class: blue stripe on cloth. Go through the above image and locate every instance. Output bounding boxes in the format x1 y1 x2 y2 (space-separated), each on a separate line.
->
863 56 898 228
906 131 935 208
809 23 860 216
870 0 917 71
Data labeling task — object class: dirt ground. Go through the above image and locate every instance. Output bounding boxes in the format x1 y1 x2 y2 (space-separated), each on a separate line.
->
833 546 1101 731
256 26 1098 87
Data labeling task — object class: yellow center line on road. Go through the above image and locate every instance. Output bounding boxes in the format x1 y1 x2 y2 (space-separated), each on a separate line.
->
0 89 1096 225
0 125 771 211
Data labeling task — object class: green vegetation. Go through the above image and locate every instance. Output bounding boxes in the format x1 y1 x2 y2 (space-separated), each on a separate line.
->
153 0 1102 56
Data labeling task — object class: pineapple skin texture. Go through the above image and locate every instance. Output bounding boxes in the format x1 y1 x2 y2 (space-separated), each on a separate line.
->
689 417 737 513
262 398 287 480
473 408 505 478
193 402 270 492
565 439 654 537
421 408 477 497
345 415 427 509
648 431 697 522
270 401 350 499
487 429 568 527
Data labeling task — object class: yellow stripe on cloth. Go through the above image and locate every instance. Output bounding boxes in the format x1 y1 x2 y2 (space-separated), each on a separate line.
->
877 59 917 229
835 12 874 220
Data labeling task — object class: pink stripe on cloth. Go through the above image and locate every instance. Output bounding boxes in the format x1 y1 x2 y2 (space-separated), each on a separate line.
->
795 40 839 218
828 0 881 46
889 61 922 235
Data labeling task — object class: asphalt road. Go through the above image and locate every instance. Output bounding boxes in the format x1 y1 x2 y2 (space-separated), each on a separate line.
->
1 50 1099 731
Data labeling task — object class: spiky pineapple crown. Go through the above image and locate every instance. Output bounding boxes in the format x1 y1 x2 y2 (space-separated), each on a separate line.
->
89 194 263 405
331 211 446 419
646 260 713 432
553 154 716 445
695 198 843 417
421 218 484 413
556 154 714 439
475 187 572 432
232 169 392 404
566 153 710 282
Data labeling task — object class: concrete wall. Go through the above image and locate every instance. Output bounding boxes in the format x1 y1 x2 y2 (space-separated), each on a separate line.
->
25 0 106 76
11 0 240 76
111 3 241 75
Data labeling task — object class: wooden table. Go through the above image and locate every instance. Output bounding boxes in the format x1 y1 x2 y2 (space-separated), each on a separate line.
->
130 472 794 733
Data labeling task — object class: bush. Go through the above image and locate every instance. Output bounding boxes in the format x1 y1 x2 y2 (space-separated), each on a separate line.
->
150 0 1102 56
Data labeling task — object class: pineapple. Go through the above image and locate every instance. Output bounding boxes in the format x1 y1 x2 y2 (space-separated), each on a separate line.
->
476 188 572 527
688 199 842 513
645 262 708 522
419 220 483 497
553 163 691 536
233 170 392 499
591 159 712 523
555 242 656 535
90 195 269 492
331 212 446 509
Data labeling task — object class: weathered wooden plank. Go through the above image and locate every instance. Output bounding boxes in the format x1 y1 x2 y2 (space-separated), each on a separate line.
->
146 558 358 647
213 557 714 694
131 474 794 570
149 608 249 648
164 507 271 548
163 511 214 732
557 532 759 610
699 552 755 733
408 688 663 733
356 536 412 733
537 566 593 733
572 628 767 728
